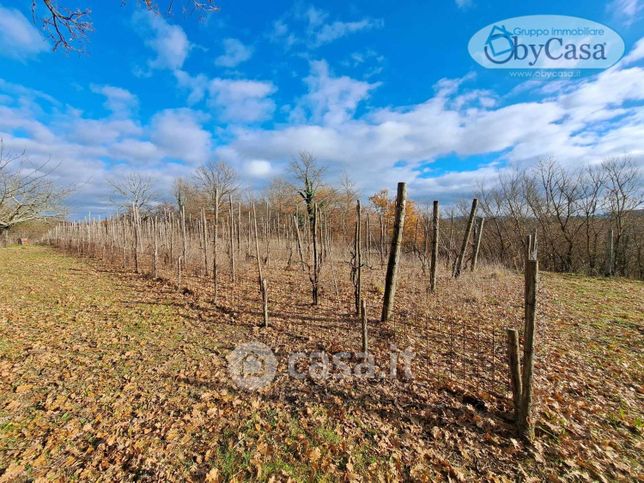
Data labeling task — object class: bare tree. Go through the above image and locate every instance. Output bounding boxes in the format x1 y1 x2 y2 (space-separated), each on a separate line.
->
195 160 238 304
290 152 324 234
339 172 358 241
31 0 219 51
108 173 155 214
578 165 606 274
532 160 585 272
194 160 237 209
0 144 67 245
602 157 642 275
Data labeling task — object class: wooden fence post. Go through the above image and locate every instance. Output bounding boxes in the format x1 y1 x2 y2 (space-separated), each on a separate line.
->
180 204 187 266
353 200 363 315
293 215 306 271
518 258 538 441
177 255 183 288
506 328 522 421
152 219 159 279
262 278 269 328
213 188 219 305
429 200 439 293
381 182 407 322
228 194 236 283
201 208 208 277
361 300 368 355
453 198 478 278
132 204 140 274
470 216 485 271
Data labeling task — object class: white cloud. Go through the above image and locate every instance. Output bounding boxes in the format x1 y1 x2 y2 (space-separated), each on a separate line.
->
621 37 644 65
90 85 138 116
174 70 209 104
271 5 383 49
0 6 49 60
607 0 643 26
245 160 272 177
1 39 643 216
134 11 191 70
67 117 142 145
150 109 212 164
215 38 253 68
208 79 276 123
174 71 277 123
454 0 473 10
315 18 384 45
214 45 644 198
111 138 161 164
293 60 379 125
0 85 212 216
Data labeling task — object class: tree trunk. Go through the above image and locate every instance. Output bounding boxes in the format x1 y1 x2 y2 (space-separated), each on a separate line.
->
361 300 368 355
470 216 485 271
506 328 522 422
228 194 236 283
353 200 362 315
454 199 478 278
381 182 407 322
518 258 538 441
201 208 208 277
152 218 159 279
212 189 219 305
429 200 439 293
293 215 306 271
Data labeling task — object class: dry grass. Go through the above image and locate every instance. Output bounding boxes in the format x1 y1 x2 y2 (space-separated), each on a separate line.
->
0 246 642 480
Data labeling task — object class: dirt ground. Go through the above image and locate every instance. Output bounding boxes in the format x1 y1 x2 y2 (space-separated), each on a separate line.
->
0 246 642 481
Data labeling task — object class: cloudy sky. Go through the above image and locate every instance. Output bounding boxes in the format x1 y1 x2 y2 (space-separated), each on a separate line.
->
0 0 642 217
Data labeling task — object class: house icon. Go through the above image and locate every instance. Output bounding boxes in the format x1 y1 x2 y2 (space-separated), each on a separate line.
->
485 25 513 58
240 352 266 378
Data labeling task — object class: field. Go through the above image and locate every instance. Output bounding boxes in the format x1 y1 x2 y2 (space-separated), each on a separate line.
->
0 245 642 481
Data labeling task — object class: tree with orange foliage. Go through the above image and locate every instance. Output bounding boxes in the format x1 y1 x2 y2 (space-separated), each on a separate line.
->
369 189 421 248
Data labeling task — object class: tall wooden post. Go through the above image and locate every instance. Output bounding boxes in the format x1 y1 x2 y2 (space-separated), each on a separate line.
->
381 182 407 322
379 213 385 267
212 188 219 305
252 204 264 286
228 194 236 283
470 216 485 271
262 278 269 328
354 200 362 315
506 328 522 422
132 204 140 274
429 200 439 293
365 213 371 267
454 198 478 278
180 205 187 265
311 204 321 305
518 258 538 441
361 300 368 355
152 218 159 279
201 208 208 277
293 215 306 271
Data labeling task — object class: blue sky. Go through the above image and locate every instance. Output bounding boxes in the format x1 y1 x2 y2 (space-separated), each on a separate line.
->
0 0 642 216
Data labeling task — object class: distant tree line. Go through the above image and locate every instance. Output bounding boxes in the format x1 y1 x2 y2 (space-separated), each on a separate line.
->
109 153 642 280
475 157 642 277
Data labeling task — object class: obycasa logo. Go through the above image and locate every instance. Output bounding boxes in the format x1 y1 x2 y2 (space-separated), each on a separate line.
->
469 15 624 70
483 24 608 66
